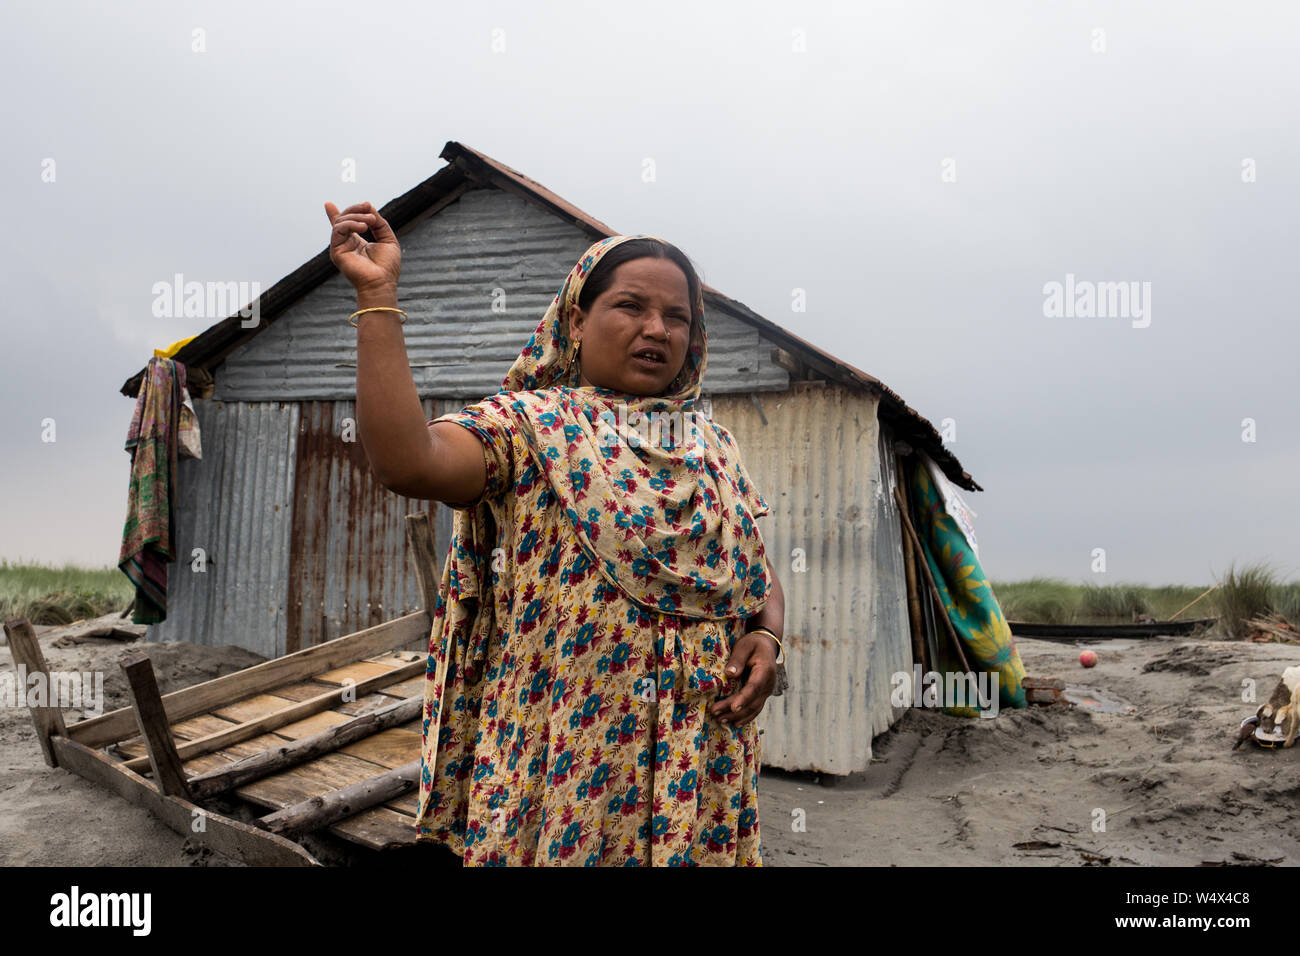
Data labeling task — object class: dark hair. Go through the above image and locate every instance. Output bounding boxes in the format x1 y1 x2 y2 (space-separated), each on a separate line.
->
577 238 703 327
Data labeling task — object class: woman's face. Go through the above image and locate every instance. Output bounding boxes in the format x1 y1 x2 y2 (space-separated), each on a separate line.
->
568 258 694 396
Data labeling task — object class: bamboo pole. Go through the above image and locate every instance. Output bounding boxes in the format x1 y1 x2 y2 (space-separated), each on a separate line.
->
1170 584 1218 621
893 487 972 674
895 456 928 673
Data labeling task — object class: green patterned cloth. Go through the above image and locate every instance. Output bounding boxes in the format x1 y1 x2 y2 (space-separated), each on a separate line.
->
118 357 184 624
910 457 1026 716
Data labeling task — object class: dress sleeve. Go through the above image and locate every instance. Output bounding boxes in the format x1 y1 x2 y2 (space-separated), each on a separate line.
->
428 394 518 510
710 420 771 520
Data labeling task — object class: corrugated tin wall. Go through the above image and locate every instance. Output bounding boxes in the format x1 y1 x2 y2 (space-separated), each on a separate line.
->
710 385 913 774
868 425 912 739
283 399 462 653
149 397 468 658
215 187 788 401
149 400 299 657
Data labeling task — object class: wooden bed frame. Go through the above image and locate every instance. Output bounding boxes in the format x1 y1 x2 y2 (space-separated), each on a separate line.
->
4 513 443 867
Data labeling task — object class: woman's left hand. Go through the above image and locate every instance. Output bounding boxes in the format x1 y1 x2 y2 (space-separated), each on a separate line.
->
710 632 780 727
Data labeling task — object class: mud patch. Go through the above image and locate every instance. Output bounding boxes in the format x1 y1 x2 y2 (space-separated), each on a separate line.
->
1143 644 1238 676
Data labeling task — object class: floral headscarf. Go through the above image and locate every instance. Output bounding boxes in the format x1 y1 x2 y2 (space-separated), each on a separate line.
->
442 234 771 631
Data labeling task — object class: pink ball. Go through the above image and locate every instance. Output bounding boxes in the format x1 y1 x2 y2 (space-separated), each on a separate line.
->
1079 650 1098 667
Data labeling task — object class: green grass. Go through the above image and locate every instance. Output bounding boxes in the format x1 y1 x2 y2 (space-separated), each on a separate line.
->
1212 563 1289 640
1276 582 1300 624
0 559 133 626
990 564 1299 637
990 577 1082 625
4 558 1297 639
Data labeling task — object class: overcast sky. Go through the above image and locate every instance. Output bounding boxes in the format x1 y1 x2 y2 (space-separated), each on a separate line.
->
3 0 1297 587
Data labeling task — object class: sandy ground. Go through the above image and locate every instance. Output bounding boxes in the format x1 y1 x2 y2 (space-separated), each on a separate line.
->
0 630 263 866
2 627 1298 866
760 635 1300 866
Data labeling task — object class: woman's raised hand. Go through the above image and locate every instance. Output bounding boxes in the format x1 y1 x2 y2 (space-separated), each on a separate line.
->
324 201 401 295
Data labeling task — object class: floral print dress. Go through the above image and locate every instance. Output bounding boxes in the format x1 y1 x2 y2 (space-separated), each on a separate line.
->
414 392 772 866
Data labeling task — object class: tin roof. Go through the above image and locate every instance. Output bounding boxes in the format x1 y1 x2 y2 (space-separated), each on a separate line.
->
119 141 979 491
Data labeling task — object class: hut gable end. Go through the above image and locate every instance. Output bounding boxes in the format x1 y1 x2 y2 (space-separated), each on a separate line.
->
214 188 789 402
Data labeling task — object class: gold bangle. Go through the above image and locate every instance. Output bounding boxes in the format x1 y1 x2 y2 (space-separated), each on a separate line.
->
747 625 784 661
349 306 407 327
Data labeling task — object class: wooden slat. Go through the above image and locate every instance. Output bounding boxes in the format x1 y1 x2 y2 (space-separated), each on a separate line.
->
258 680 338 703
117 713 247 758
213 733 293 760
182 751 240 777
329 806 419 850
117 728 290 762
275 710 353 738
336 726 420 769
3 618 68 767
374 650 425 665
313 660 406 685
406 512 439 615
211 692 299 724
120 652 192 799
113 739 146 759
171 713 244 740
267 650 420 701
67 611 432 749
376 676 424 698
385 792 419 816
331 691 407 717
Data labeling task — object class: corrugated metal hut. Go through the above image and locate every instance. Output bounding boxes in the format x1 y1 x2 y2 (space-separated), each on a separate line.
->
119 141 981 775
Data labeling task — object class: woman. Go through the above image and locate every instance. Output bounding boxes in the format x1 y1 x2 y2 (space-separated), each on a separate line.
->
325 201 786 866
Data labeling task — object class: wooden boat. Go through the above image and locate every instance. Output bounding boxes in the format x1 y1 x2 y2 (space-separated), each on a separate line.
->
1007 617 1217 641
5 513 444 866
